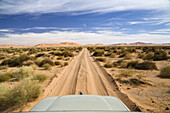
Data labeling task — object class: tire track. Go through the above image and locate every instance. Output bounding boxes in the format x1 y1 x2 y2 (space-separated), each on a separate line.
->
46 48 141 111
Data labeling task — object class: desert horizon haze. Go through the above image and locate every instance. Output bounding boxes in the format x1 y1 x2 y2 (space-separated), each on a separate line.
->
0 0 170 45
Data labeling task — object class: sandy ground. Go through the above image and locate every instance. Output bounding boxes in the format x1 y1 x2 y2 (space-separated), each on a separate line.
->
15 48 140 112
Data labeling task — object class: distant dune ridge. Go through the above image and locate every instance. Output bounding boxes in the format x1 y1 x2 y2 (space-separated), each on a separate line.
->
0 42 169 48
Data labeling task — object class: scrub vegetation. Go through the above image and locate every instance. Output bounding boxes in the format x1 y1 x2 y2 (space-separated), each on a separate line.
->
0 47 82 112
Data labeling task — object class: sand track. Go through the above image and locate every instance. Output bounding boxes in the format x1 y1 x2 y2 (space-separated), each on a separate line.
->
44 48 140 111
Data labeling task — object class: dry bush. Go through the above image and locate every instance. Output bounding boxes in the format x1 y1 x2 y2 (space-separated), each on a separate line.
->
14 66 34 80
32 74 47 82
127 61 139 69
120 62 128 68
158 66 170 78
138 53 146 59
39 58 54 67
104 63 113 68
35 57 44 66
124 53 132 59
0 80 41 110
1 54 29 67
110 53 116 58
42 63 51 70
0 72 13 82
153 51 168 61
55 61 61 65
119 70 133 77
145 52 154 60
93 50 104 56
63 51 74 57
136 61 157 70
0 66 8 70
64 62 69 66
57 56 64 60
30 64 37 70
95 58 106 62
35 53 45 57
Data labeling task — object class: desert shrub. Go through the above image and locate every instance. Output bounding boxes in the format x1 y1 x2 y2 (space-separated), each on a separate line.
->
30 64 37 70
113 62 119 67
0 66 8 70
145 52 154 60
0 72 13 82
35 57 44 66
158 66 170 78
117 60 123 64
0 80 41 110
57 56 64 60
55 61 61 65
119 70 133 77
93 50 104 56
104 63 113 68
35 53 45 57
105 52 111 57
1 54 29 67
124 53 132 59
64 58 70 61
153 51 168 61
95 58 106 62
33 74 47 82
120 62 128 68
136 75 144 79
138 53 146 59
22 60 35 66
54 51 63 56
14 66 34 80
43 63 51 70
64 62 69 66
119 52 130 58
110 53 116 58
136 61 157 70
127 61 139 68
63 51 74 57
39 58 54 67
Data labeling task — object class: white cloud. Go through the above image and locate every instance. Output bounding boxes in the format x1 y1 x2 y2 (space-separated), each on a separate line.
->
0 0 169 15
0 29 13 32
22 27 81 31
0 30 169 45
150 29 170 34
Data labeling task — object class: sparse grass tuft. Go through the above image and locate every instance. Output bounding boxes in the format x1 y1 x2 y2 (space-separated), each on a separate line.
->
95 58 106 62
104 63 113 68
0 66 8 70
0 80 41 110
64 62 69 66
119 70 133 77
43 63 51 70
0 72 13 82
39 58 54 67
32 74 47 82
14 66 34 80
158 66 170 78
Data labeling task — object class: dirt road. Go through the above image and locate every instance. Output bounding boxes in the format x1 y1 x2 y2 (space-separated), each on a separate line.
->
44 48 140 111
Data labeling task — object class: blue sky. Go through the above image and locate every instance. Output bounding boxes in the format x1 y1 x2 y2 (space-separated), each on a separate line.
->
0 0 170 45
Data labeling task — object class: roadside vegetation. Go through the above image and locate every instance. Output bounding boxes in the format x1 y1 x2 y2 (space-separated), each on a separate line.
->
88 46 170 86
0 47 82 112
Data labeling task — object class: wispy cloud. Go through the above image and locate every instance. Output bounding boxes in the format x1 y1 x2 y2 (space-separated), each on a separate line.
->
0 30 169 45
0 29 13 32
0 0 169 15
22 27 81 31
